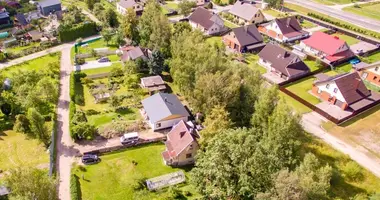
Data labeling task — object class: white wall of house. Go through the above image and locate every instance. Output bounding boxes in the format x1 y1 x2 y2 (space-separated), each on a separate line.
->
300 41 322 56
315 81 346 103
116 2 143 15
207 23 221 35
166 141 199 166
258 58 272 69
150 116 189 131
117 3 127 15
367 66 380 75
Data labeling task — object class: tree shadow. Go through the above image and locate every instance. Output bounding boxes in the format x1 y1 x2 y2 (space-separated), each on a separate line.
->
115 107 134 115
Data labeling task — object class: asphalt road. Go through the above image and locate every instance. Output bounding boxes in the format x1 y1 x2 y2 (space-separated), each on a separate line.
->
285 0 380 32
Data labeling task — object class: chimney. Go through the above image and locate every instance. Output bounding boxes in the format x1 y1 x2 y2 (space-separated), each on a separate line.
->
286 17 291 27
354 77 361 90
244 25 248 33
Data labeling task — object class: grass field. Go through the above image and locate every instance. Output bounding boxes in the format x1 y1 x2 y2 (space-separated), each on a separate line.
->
73 143 200 200
6 42 41 54
71 38 118 64
362 52 380 64
285 76 321 105
223 20 238 28
300 20 317 29
262 9 284 18
304 59 324 72
245 54 267 74
87 108 140 128
279 92 312 114
343 2 380 21
332 33 360 46
0 53 59 77
0 130 49 171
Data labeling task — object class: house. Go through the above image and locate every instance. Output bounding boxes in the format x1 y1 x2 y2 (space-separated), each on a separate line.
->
354 61 380 87
120 46 148 62
141 75 167 94
312 72 373 110
188 7 225 35
300 31 355 65
222 24 265 53
27 30 43 41
141 93 190 131
0 12 12 29
258 44 310 80
162 120 199 166
258 16 309 43
117 0 145 15
15 13 29 28
228 1 266 25
38 0 62 16
5 1 21 9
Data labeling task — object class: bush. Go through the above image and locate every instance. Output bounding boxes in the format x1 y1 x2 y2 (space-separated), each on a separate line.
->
13 114 30 133
70 174 81 200
75 95 84 105
76 58 85 65
70 73 76 102
343 161 364 181
71 122 96 140
85 109 100 116
133 177 146 191
72 110 88 124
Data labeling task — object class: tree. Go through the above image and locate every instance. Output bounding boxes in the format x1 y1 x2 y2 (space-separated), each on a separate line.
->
108 95 122 108
71 122 96 140
296 153 332 200
178 0 196 17
172 22 192 37
4 167 57 200
110 66 125 77
120 8 139 44
101 28 113 45
264 0 282 8
148 50 165 75
124 60 139 74
251 86 279 132
85 0 96 10
27 108 50 147
104 8 119 28
201 105 233 143
13 114 30 133
36 77 58 104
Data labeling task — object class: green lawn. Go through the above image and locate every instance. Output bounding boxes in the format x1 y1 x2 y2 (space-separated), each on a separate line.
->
285 76 321 105
205 36 223 48
262 9 284 18
223 20 238 28
334 62 353 73
245 54 267 74
300 20 317 29
85 54 120 62
71 38 118 64
81 65 118 76
165 2 178 9
87 108 140 128
279 92 312 114
0 130 49 171
362 52 380 64
0 53 59 77
73 143 200 199
332 33 360 46
304 59 324 72
343 2 380 21
311 0 335 5
6 42 41 54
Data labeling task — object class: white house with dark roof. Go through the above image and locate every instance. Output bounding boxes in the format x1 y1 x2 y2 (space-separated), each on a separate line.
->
117 0 145 15
228 1 266 25
141 93 190 131
188 7 225 35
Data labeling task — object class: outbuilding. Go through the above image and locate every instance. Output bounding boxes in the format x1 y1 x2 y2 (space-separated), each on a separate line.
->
38 0 62 16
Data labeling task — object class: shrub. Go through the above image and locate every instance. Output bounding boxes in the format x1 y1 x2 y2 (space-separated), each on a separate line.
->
76 58 85 65
133 177 146 191
59 22 98 42
71 122 96 140
74 95 84 105
13 114 30 133
70 73 76 102
183 190 192 196
85 109 100 116
72 110 88 124
70 174 81 200
167 186 182 199
343 161 364 181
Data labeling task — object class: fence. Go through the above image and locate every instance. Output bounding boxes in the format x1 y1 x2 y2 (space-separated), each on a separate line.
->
82 137 166 156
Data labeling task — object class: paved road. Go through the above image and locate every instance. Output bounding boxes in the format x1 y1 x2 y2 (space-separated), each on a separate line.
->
285 0 380 32
302 112 380 178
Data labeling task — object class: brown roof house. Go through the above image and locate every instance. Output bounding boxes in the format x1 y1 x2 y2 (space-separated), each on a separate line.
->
117 0 145 15
258 44 310 81
258 16 309 43
188 7 225 35
162 120 200 166
228 1 266 25
222 24 265 53
120 46 148 62
142 93 190 131
312 72 380 111
140 75 167 94
354 61 380 87
27 30 43 41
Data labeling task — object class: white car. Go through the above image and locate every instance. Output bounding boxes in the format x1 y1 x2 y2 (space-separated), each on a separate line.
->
120 132 139 145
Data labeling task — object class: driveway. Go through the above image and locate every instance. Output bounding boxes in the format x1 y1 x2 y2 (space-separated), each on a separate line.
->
285 0 380 32
301 112 380 178
74 60 118 71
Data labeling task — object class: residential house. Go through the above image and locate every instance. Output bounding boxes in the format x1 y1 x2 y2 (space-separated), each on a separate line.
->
258 44 310 80
141 75 167 94
0 12 12 29
117 0 145 15
5 1 21 9
300 31 355 65
312 72 376 110
228 1 266 25
15 13 29 28
141 93 190 131
192 0 209 6
38 0 62 16
162 120 199 166
27 30 43 41
188 7 225 35
222 24 265 53
258 16 309 43
120 46 148 62
354 61 380 86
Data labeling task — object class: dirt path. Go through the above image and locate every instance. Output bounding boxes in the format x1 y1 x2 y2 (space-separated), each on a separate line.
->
302 112 380 178
56 47 76 200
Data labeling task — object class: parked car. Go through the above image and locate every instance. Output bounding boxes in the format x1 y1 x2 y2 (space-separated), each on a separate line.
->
98 57 110 63
82 154 100 165
120 132 139 145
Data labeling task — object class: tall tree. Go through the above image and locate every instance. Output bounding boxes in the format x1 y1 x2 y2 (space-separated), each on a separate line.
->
148 50 165 75
200 105 233 144
36 77 58 104
251 86 279 132
104 8 119 28
138 0 161 46
264 0 282 8
85 0 96 10
5 167 57 200
178 0 196 17
101 28 113 45
27 108 49 147
120 8 139 44
172 21 192 37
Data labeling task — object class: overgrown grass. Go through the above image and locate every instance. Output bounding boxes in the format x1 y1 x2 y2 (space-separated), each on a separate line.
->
87 107 140 128
72 143 200 200
6 42 41 54
279 92 312 114
223 20 238 28
300 20 317 29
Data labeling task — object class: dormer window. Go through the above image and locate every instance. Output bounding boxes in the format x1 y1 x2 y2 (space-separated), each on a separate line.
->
333 88 338 93
326 84 330 89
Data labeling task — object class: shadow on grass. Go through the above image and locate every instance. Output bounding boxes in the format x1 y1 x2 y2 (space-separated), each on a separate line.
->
115 107 134 115
340 104 380 127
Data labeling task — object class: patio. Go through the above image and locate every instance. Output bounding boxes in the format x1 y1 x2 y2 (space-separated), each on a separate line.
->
262 71 287 84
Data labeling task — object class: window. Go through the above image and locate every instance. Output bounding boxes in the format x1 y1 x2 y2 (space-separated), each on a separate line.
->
334 88 338 93
374 76 378 81
326 84 330 89
189 144 193 150
317 88 322 94
156 123 161 128
375 67 379 71
186 153 192 158
362 72 368 79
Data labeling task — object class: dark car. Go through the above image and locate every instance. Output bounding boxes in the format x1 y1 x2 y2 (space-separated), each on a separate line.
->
82 154 100 165
98 57 110 63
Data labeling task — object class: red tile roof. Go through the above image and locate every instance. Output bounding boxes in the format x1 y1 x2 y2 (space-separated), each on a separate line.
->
165 120 197 158
302 31 347 56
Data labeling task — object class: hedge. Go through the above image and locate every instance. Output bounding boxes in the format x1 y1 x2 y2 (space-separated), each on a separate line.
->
70 72 76 102
70 174 81 200
307 13 380 39
59 22 98 42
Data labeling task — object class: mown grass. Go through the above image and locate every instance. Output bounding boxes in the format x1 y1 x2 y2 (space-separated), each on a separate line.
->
72 143 200 200
343 2 380 21
285 76 321 105
332 33 360 46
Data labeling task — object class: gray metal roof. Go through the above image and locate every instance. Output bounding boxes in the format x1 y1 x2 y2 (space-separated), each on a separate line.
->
142 93 189 123
228 1 260 21
0 186 10 196
38 0 61 8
